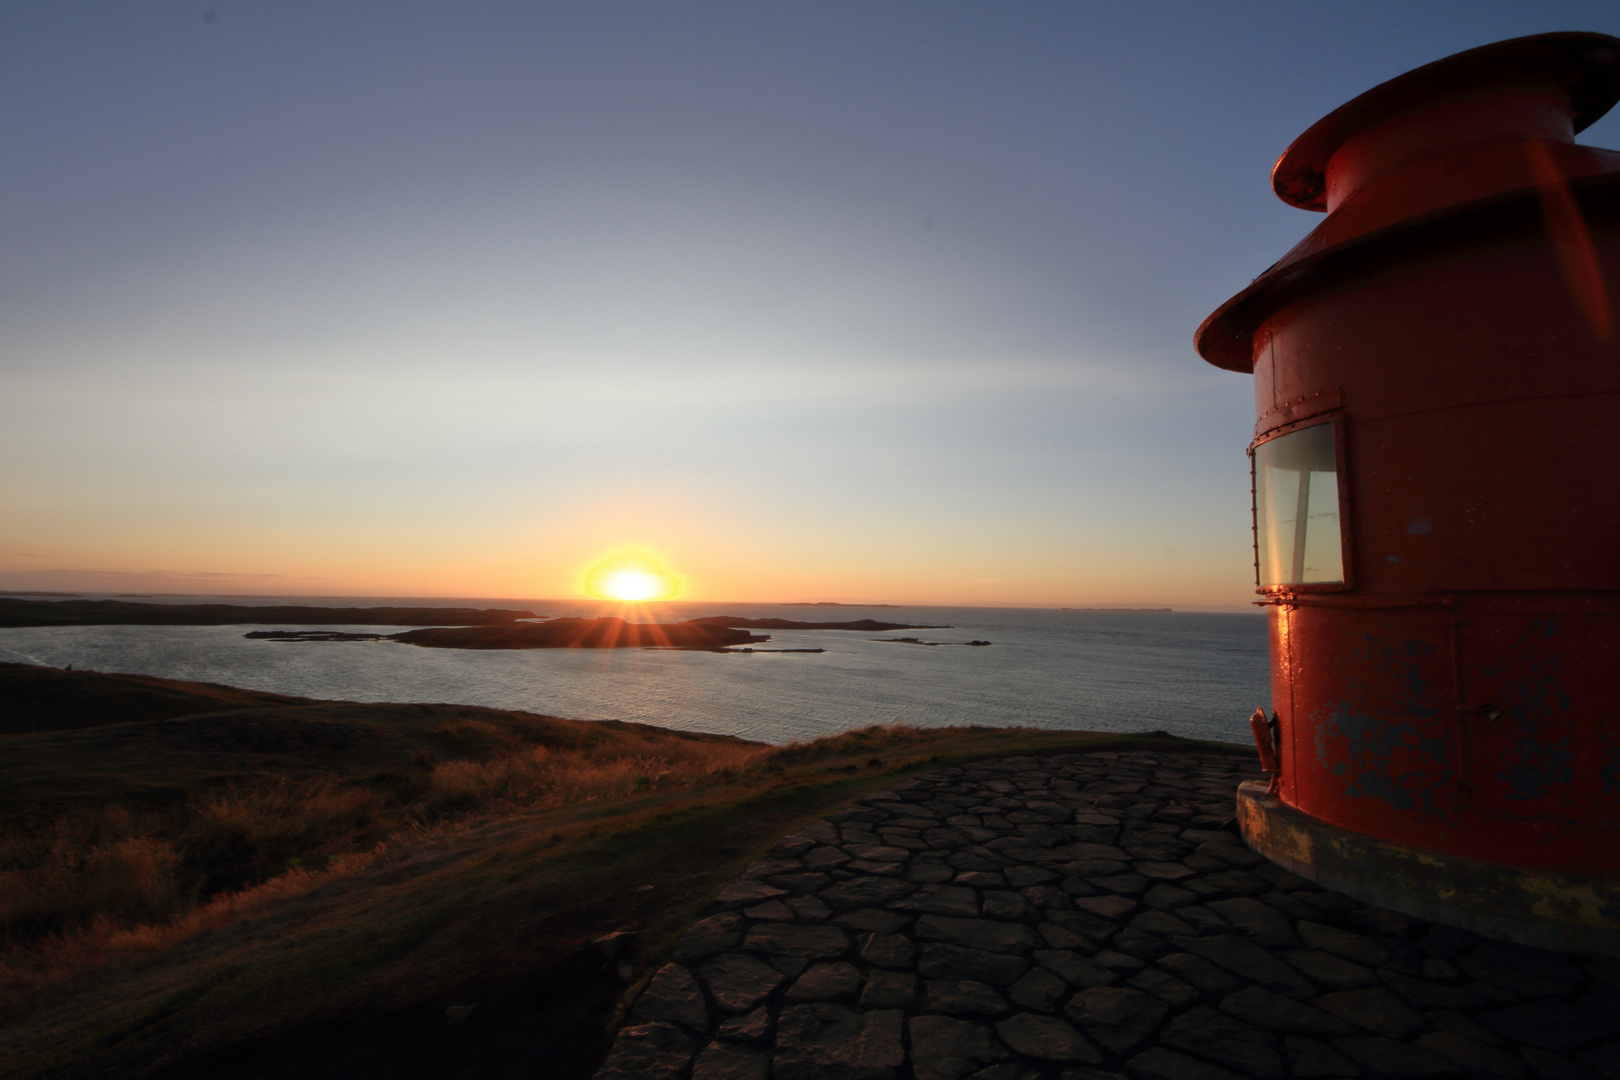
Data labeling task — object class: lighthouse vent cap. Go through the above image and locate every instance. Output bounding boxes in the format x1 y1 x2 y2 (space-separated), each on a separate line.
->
1273 32 1620 212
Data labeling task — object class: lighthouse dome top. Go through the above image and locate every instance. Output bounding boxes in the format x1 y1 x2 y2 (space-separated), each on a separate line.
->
1272 32 1620 213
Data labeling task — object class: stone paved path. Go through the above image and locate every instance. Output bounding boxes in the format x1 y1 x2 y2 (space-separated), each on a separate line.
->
594 749 1620 1080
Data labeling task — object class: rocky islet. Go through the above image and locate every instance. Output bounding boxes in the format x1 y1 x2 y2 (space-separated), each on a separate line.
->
595 750 1620 1080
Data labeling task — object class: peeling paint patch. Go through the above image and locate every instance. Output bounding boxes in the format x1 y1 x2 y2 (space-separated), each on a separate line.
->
1317 635 1452 814
1602 750 1620 798
1501 741 1573 802
1487 619 1574 803
1316 701 1454 812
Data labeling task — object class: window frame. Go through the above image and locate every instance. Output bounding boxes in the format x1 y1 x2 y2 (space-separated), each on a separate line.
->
1249 412 1354 595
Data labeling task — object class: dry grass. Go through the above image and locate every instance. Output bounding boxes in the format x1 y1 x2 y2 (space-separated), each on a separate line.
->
425 722 767 812
0 851 377 999
0 725 769 1003
0 717 1066 1007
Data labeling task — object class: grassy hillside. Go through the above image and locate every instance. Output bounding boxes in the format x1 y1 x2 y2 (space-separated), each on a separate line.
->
0 664 313 736
0 661 1248 1080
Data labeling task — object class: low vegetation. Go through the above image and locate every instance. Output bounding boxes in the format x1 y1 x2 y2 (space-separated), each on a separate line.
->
0 664 767 994
0 661 1245 1080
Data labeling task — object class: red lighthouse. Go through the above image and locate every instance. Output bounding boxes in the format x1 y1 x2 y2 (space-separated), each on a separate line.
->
1196 33 1620 953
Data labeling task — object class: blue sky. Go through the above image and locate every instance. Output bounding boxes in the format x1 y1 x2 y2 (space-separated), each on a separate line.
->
3 2 1616 606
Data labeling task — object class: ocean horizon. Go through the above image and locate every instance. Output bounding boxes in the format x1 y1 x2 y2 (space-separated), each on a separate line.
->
0 594 1270 746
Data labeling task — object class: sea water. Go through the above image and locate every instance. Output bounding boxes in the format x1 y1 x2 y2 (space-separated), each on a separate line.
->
0 598 1271 745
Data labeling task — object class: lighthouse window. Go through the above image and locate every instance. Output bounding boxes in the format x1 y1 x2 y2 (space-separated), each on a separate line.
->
1253 422 1344 586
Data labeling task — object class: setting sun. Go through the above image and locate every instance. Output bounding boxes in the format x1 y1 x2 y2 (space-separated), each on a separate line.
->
583 553 681 601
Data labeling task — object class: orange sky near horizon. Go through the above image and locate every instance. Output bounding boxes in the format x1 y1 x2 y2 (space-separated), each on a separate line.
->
0 523 1255 609
9 7 1597 613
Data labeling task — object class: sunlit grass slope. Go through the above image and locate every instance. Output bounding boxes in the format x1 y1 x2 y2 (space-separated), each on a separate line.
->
0 661 1246 1080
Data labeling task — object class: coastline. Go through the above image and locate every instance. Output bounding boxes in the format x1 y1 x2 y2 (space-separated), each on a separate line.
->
0 608 1271 745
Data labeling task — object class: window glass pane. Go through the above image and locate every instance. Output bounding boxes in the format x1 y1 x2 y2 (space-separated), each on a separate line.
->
1253 423 1343 586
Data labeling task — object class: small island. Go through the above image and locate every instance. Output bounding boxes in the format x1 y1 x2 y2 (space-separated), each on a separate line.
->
389 618 764 650
250 618 764 650
873 637 992 646
249 619 763 650
244 615 955 651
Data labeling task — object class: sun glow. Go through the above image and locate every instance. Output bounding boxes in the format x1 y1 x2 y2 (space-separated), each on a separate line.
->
584 553 681 601
599 569 664 601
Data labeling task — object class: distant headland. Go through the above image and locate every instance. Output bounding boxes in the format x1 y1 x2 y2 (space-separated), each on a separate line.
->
685 616 949 632
0 597 535 628
783 601 901 608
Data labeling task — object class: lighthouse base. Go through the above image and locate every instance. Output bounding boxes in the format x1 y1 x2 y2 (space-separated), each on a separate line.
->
1235 781 1620 957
